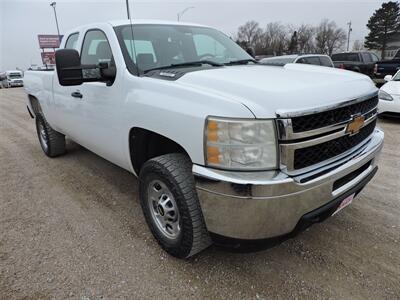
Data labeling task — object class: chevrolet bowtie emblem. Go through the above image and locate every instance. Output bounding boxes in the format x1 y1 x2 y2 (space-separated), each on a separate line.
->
346 115 365 135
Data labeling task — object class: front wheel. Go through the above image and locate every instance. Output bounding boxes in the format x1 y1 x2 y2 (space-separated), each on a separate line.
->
139 153 211 258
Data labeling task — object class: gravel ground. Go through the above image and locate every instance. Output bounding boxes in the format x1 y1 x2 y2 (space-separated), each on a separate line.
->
0 87 399 300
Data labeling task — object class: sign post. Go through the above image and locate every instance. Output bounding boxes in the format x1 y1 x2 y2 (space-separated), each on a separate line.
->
37 34 63 69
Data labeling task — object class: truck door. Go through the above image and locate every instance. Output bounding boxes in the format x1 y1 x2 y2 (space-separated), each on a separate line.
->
66 28 125 167
53 32 82 133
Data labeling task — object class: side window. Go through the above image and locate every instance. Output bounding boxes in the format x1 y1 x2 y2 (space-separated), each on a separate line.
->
319 56 333 67
81 30 113 65
298 56 321 66
65 33 79 50
371 53 379 62
361 53 372 63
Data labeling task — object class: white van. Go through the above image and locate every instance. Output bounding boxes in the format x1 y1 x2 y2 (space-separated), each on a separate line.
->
0 70 24 88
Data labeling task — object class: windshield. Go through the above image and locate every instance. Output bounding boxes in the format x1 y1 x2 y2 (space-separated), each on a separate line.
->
114 24 253 73
9 73 22 79
331 53 360 62
260 57 296 66
393 71 400 81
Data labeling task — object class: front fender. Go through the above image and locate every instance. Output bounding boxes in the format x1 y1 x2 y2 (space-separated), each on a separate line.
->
121 72 254 166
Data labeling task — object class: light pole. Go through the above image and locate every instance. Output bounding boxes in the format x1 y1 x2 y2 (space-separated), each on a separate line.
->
177 6 194 22
50 2 61 43
347 21 352 52
125 0 131 19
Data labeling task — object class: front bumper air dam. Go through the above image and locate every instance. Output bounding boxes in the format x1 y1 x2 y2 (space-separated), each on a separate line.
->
193 129 384 243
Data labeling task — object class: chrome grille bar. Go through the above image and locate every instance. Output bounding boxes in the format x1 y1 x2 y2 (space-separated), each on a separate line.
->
276 92 379 175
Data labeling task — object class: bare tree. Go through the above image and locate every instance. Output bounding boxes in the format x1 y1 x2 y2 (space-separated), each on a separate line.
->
262 22 289 56
236 19 347 56
315 19 347 55
296 24 315 54
237 21 263 49
352 40 364 51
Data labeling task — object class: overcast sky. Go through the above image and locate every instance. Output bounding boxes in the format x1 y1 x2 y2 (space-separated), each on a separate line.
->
0 0 387 71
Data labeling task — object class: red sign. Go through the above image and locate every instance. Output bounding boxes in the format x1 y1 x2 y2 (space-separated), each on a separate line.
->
41 52 56 65
38 35 61 48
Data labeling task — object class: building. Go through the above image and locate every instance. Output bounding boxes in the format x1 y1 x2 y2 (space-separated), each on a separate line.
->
383 33 400 60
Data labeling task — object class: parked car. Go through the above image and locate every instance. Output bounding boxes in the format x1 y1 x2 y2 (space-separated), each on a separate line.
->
374 49 400 83
331 51 380 77
260 54 334 67
378 70 400 117
0 70 24 88
24 20 383 258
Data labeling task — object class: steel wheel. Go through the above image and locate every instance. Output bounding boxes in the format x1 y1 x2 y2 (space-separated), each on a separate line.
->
37 121 49 152
147 179 181 240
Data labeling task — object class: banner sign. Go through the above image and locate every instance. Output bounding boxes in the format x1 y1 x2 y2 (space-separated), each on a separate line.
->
41 52 56 65
38 35 62 48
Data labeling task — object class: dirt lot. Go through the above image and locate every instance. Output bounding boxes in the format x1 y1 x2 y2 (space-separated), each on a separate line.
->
0 87 399 300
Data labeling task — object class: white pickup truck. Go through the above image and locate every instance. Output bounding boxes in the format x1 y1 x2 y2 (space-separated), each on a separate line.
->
24 20 384 258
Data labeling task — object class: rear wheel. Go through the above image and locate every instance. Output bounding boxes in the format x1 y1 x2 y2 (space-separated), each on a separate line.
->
35 113 66 157
139 153 211 258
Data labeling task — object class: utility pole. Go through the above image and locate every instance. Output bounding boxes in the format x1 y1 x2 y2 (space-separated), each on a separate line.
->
125 0 130 19
347 21 352 52
177 6 194 22
50 2 61 43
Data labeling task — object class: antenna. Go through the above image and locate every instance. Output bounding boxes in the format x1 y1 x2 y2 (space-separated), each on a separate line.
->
125 0 140 76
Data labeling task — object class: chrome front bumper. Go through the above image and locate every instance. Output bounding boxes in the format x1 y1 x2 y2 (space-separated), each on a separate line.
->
193 129 384 240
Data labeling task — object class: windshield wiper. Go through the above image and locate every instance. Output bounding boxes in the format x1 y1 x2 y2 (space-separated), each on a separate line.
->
144 60 223 73
225 59 258 65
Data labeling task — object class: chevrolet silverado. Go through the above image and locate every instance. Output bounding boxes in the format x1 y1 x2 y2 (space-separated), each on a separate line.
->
24 20 384 258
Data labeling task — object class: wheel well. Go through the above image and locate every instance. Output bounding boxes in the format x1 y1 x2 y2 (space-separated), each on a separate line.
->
129 128 189 174
28 95 42 116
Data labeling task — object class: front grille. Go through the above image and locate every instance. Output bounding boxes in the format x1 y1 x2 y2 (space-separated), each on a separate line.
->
291 96 378 133
332 160 371 191
293 119 376 170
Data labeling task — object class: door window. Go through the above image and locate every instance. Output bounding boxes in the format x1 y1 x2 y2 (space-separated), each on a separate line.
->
65 33 79 50
370 53 379 62
81 30 113 65
297 56 321 66
361 52 372 63
319 56 333 67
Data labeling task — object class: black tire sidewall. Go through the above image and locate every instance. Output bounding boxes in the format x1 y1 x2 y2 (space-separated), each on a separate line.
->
35 114 50 156
139 161 194 258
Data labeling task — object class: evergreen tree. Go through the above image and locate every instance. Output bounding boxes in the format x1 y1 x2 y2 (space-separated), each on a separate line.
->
288 31 298 54
365 1 400 58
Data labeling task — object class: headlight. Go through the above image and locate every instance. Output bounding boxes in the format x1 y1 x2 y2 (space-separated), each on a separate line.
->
379 90 393 101
205 117 278 170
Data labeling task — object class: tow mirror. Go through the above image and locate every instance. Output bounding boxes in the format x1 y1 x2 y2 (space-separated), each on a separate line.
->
98 61 117 86
384 75 393 82
55 49 83 86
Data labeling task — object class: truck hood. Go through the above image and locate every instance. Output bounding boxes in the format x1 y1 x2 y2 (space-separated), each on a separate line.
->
177 64 377 118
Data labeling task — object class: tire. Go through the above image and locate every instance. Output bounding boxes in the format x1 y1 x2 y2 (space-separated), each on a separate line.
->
139 153 211 258
35 113 66 157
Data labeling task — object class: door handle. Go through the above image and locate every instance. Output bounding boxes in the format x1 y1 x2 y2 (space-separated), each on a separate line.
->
71 91 83 99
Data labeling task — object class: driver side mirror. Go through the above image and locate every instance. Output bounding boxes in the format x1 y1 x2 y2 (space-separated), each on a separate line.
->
384 75 393 82
55 49 116 86
55 49 83 86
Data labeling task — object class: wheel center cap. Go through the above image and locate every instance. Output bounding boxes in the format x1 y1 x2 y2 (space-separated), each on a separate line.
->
157 204 165 216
